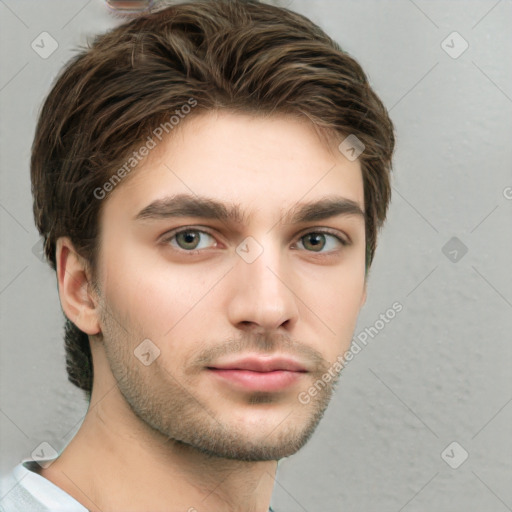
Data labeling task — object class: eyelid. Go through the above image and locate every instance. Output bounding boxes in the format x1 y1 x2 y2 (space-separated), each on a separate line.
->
159 225 350 251
159 225 219 248
294 226 350 246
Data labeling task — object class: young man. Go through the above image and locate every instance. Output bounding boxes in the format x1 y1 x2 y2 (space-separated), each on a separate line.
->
1 1 394 510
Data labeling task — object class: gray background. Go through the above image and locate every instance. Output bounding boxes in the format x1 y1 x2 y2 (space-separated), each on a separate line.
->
1 0 511 511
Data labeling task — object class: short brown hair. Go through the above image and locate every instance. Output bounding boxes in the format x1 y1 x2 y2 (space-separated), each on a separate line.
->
31 0 395 397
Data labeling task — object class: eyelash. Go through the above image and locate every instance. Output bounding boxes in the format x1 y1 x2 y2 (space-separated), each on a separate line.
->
160 226 349 255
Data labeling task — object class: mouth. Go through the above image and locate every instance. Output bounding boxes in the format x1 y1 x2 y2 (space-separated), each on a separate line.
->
207 355 308 392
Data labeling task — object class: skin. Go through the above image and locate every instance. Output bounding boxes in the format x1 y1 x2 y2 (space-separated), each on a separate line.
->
40 111 367 512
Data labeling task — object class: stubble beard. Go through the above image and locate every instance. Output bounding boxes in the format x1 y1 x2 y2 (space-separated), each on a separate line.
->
99 305 340 462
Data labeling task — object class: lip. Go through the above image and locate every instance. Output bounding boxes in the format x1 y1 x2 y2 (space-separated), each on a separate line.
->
208 355 308 373
207 355 308 392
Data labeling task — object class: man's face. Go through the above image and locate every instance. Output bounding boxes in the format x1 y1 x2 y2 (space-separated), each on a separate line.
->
94 111 366 461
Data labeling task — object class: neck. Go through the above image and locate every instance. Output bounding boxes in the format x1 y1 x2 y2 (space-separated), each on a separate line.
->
39 378 277 512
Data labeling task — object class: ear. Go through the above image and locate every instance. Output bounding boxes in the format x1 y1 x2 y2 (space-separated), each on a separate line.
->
56 237 101 335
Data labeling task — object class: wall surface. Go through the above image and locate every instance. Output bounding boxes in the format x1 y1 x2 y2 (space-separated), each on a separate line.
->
1 1 511 511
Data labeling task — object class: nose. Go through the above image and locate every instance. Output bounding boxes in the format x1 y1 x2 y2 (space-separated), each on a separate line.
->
226 237 300 333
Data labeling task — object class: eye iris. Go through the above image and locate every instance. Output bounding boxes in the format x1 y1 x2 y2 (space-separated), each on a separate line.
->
303 233 325 252
176 230 200 250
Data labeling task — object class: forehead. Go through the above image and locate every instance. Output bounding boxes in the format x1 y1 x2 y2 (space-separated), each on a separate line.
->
103 111 365 221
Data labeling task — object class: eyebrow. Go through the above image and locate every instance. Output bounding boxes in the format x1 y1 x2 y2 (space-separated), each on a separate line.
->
134 193 364 225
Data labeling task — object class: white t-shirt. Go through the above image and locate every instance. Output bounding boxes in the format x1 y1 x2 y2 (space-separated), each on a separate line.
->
0 458 87 511
1 458 277 511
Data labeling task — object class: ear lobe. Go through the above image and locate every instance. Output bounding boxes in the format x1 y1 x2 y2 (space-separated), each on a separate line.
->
56 237 101 335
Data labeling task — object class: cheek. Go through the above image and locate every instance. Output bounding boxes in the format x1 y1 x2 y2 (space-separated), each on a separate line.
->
301 265 365 361
101 246 222 353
